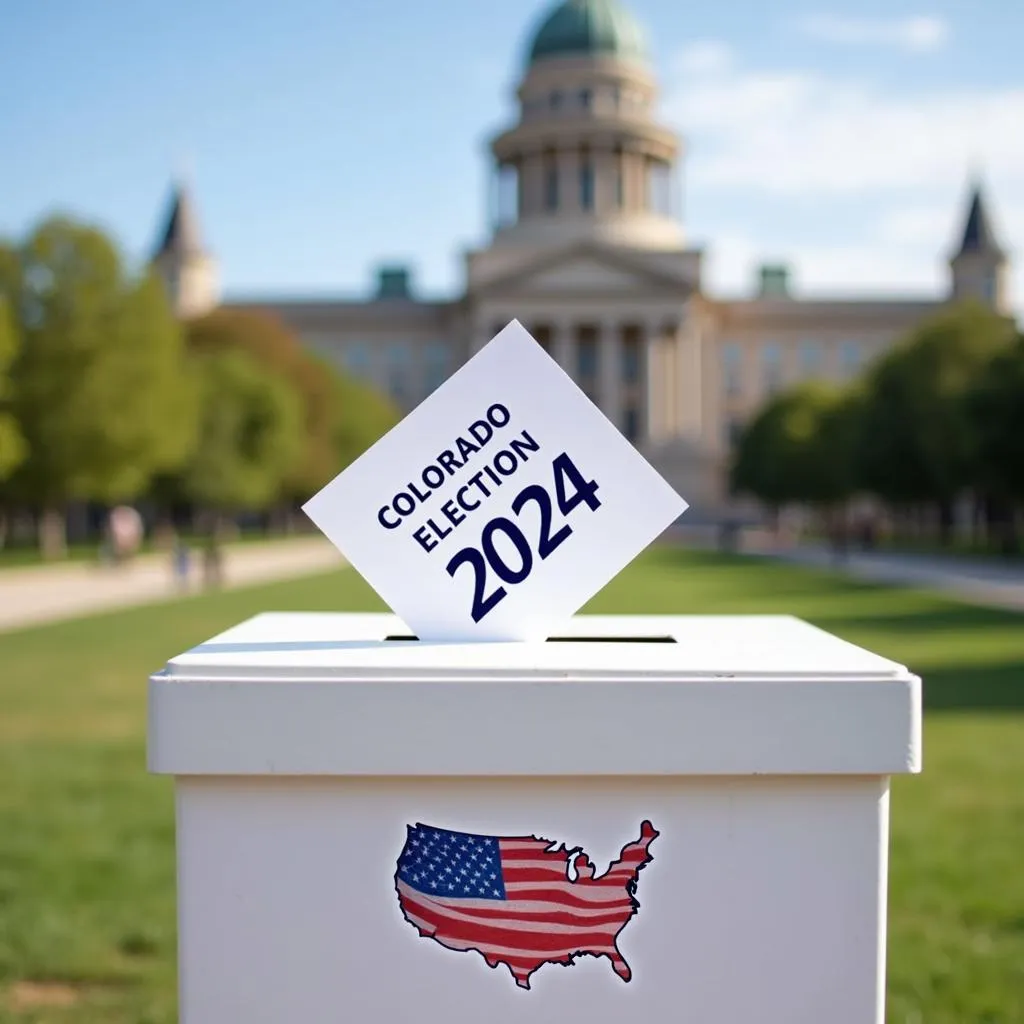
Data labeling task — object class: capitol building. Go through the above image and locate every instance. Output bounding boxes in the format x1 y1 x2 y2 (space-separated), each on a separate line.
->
148 0 1013 522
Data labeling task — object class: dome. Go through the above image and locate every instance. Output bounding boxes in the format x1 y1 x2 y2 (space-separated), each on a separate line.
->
526 0 648 66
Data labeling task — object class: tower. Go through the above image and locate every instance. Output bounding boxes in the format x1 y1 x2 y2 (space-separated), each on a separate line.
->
150 181 220 319
487 0 684 252
949 179 1010 313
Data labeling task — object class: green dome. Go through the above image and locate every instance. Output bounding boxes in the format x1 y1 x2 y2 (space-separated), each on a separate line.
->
527 0 648 66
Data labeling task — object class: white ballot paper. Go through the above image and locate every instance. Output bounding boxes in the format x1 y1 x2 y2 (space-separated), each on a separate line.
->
302 320 688 641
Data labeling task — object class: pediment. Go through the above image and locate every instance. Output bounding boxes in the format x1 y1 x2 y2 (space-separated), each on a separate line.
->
522 256 654 292
474 243 691 298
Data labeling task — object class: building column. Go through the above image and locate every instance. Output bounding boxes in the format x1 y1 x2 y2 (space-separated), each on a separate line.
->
594 146 615 214
552 320 575 379
598 320 622 429
676 306 704 441
643 325 658 442
624 147 646 213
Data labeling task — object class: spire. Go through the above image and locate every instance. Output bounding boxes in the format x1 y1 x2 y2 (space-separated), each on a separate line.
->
954 179 1004 258
152 180 206 260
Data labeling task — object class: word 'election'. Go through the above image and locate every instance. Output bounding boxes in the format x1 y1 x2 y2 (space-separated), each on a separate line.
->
376 403 542 554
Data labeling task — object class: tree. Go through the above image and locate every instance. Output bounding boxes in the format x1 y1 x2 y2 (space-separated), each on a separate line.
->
186 308 336 498
964 332 1024 551
857 300 1016 540
180 348 304 513
322 356 400 468
185 309 400 500
730 383 861 513
0 297 25 481
2 217 195 556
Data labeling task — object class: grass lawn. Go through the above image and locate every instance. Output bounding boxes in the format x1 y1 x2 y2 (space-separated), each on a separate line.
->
0 547 1021 1022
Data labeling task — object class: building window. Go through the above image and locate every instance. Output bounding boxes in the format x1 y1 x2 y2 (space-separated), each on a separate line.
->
721 343 742 396
762 342 782 394
577 336 597 380
579 88 592 110
610 85 621 109
579 157 594 211
550 91 563 111
544 157 559 211
725 417 744 449
840 340 862 377
424 343 449 395
624 405 640 442
388 342 412 404
345 342 371 379
532 325 552 353
799 340 821 378
622 338 640 384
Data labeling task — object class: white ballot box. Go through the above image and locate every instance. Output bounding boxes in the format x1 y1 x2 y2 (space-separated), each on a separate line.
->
148 611 921 1024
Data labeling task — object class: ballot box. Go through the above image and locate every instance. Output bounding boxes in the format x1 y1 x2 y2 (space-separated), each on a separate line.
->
148 610 921 1024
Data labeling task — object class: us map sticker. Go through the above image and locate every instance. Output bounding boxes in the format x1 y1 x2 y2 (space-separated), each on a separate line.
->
302 319 689 641
394 820 659 990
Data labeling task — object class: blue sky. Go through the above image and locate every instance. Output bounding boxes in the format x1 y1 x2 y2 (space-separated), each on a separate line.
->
3 0 1024 311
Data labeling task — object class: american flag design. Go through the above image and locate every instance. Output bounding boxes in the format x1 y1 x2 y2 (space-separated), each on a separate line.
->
395 819 658 990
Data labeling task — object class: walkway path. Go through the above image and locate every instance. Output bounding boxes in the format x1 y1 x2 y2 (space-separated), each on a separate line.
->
0 537 346 634
753 543 1024 613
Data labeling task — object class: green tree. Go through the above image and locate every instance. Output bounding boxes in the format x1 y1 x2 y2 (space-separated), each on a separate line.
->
323 356 400 468
964 332 1024 551
857 300 1016 540
3 217 195 556
0 297 25 481
186 308 336 498
186 309 400 500
730 383 861 512
181 347 303 513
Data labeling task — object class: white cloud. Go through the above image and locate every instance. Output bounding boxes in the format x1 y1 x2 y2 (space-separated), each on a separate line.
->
662 42 1024 315
673 40 735 76
666 47 1024 195
797 14 949 52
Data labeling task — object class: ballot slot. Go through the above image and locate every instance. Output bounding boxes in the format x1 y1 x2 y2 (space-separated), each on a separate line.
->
383 634 677 644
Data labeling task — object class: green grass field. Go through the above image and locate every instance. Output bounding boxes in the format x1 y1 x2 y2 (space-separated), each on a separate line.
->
0 547 1022 1022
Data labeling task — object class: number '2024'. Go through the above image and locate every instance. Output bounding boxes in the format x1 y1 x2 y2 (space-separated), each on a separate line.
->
445 453 601 623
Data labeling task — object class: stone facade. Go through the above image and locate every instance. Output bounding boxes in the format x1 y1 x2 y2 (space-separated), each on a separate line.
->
149 0 1014 523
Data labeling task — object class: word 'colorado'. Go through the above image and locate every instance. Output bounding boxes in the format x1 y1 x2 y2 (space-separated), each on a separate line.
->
375 403 541 554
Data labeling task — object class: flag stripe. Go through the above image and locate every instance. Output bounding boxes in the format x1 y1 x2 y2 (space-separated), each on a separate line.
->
501 884 634 907
403 909 624 961
395 886 632 917
397 881 634 930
